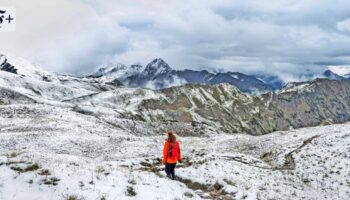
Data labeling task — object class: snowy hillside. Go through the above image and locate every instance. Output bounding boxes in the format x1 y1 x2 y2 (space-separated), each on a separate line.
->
0 104 349 199
0 54 52 80
0 55 123 105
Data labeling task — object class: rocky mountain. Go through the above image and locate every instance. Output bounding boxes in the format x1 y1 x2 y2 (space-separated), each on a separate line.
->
91 58 277 94
323 67 350 80
123 58 182 89
138 79 350 135
322 65 350 80
92 63 142 83
322 70 346 80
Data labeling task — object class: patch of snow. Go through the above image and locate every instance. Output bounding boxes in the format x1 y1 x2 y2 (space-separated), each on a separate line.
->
230 74 239 79
281 82 312 93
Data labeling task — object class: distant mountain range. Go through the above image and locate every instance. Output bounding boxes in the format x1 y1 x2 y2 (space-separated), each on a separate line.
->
90 58 281 94
90 58 350 94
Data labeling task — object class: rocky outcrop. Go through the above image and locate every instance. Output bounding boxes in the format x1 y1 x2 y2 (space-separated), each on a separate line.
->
0 55 18 74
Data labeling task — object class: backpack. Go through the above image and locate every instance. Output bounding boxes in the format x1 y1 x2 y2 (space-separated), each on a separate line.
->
169 143 174 158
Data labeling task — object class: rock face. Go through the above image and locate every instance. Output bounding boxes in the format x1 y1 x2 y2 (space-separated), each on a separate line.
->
138 79 350 135
264 79 350 133
0 55 18 74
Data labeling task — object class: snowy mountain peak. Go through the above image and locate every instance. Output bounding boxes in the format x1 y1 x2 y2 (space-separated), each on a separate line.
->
0 54 51 79
143 58 172 77
150 58 169 65
92 62 142 83
323 69 345 80
94 63 128 77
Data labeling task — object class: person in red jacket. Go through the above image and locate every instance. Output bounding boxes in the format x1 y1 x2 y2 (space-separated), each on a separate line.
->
162 131 182 180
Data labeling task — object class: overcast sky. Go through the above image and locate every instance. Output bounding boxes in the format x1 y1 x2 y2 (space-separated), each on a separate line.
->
2 0 350 81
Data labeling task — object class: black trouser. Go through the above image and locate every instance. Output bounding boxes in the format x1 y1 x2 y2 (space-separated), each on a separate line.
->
165 163 176 180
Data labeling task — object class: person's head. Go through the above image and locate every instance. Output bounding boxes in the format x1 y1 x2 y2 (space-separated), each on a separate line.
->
167 131 176 144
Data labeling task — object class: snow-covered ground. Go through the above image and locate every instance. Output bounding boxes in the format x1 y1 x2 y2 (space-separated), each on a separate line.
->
0 104 349 200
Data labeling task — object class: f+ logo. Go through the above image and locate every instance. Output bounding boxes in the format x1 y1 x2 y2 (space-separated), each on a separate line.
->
0 10 5 24
0 7 16 32
0 10 14 25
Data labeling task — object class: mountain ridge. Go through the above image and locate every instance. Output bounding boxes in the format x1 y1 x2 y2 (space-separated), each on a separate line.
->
91 58 350 93
92 58 278 94
137 78 350 134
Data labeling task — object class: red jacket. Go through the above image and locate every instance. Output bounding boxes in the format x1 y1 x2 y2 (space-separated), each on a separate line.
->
162 140 182 164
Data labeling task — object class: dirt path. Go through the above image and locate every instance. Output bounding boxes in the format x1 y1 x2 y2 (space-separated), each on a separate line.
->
135 135 320 199
279 135 320 170
217 135 320 171
138 160 234 199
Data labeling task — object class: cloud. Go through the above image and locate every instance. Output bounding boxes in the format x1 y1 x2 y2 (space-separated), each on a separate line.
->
328 65 350 76
0 0 93 57
2 0 350 82
337 19 350 32
35 19 131 74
